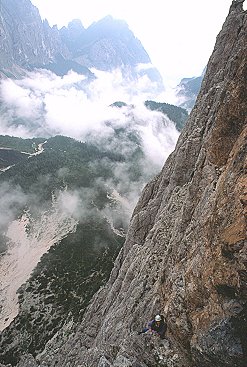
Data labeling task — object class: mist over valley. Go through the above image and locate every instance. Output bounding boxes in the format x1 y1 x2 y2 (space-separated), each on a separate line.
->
0 61 186 364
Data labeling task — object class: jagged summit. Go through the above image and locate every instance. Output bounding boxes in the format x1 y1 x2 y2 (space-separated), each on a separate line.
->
0 0 163 88
67 19 85 31
60 14 150 67
229 0 245 12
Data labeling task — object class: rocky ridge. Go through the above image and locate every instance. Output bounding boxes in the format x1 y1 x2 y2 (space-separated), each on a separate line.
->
0 1 246 367
0 0 162 87
0 0 68 77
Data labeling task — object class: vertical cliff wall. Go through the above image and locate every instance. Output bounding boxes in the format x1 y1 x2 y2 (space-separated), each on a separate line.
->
1 1 246 367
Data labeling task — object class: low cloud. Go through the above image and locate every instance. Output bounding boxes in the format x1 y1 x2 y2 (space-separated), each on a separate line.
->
0 68 179 143
0 182 27 231
0 68 181 231
56 188 94 220
0 182 28 252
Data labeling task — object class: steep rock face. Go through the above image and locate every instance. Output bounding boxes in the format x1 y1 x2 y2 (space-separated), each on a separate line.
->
34 2 247 367
2 1 246 367
0 0 68 75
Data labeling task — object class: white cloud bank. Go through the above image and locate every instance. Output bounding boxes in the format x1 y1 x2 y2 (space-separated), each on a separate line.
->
0 68 180 167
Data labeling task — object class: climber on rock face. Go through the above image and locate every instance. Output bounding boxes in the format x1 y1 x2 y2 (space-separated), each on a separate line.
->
138 314 167 339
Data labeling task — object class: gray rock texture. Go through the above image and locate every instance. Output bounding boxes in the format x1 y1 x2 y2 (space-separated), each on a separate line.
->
0 0 162 86
0 0 68 75
30 1 246 366
1 1 246 366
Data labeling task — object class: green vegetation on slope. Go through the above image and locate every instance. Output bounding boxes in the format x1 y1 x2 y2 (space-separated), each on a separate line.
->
0 219 124 365
144 100 189 131
0 135 45 153
0 133 142 364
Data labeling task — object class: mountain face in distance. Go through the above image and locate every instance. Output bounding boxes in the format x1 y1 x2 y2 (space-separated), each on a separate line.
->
0 0 163 90
175 73 204 111
60 16 150 69
0 0 69 77
144 100 189 131
60 16 164 88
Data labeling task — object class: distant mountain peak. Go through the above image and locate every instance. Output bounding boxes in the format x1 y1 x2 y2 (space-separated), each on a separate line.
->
67 19 85 31
0 0 163 90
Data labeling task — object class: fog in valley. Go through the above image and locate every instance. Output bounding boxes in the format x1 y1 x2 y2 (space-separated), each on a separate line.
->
0 67 182 331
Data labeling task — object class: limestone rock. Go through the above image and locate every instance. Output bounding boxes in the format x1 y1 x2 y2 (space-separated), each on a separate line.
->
34 1 246 366
0 0 68 72
1 1 246 366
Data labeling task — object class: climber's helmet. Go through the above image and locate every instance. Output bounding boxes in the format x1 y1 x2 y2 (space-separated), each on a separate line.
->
155 315 161 322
